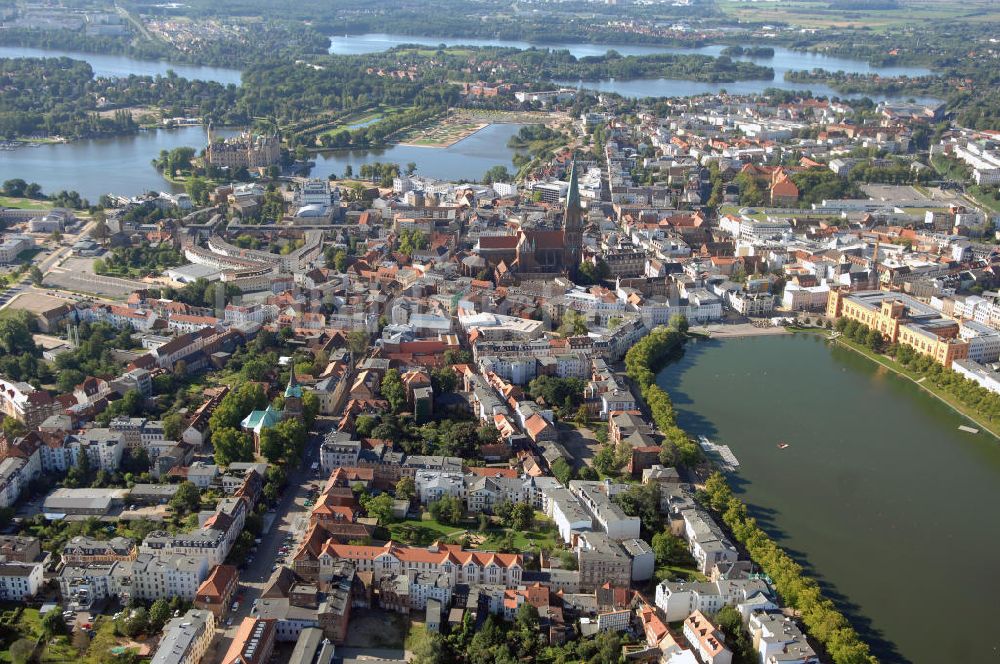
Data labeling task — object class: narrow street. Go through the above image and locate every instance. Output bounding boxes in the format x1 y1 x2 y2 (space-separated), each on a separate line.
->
205 420 327 660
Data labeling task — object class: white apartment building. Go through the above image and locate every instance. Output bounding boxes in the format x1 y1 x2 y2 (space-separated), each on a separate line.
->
414 470 466 505
131 553 209 601
0 562 43 600
728 291 775 317
952 359 1000 394
40 430 125 474
408 571 453 610
954 142 1000 185
748 612 820 664
0 457 35 509
570 481 641 541
543 487 593 544
225 303 278 326
655 578 772 622
681 508 739 575
319 432 361 473
73 429 125 472
782 284 831 312
0 234 35 264
59 562 127 604
959 321 1000 364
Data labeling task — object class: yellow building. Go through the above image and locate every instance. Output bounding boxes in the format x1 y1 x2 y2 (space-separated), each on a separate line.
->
827 289 969 367
206 130 280 171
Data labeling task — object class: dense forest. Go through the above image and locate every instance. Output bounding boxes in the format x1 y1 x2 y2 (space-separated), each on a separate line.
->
496 49 773 84
0 57 137 138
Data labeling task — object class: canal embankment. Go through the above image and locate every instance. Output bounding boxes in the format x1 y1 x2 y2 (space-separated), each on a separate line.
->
832 335 1000 440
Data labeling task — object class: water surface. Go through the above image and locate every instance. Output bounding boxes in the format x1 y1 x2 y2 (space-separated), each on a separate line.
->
330 33 934 102
658 334 1000 664
0 45 242 85
308 123 526 183
0 126 237 201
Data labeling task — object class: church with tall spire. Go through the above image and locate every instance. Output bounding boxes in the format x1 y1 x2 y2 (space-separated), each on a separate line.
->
283 363 304 421
501 161 584 280
563 160 584 276
240 363 305 455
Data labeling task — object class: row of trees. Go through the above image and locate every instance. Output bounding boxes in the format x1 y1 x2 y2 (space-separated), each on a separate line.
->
893 344 1000 423
835 318 886 352
836 317 1000 424
623 318 701 465
701 473 877 664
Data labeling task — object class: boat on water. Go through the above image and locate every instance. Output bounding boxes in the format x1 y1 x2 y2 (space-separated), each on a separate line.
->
777 442 790 449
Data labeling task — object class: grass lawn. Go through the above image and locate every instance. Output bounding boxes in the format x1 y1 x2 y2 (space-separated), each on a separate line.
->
389 511 560 552
966 186 1000 214
657 564 708 583
835 336 1000 439
404 621 430 654
0 196 53 210
480 527 558 552
388 516 467 545
477 512 560 551
719 204 768 221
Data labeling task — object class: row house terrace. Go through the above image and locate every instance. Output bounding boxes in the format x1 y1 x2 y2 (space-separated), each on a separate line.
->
317 541 522 588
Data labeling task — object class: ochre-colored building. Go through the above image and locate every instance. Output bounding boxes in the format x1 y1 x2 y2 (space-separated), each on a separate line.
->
827 289 968 367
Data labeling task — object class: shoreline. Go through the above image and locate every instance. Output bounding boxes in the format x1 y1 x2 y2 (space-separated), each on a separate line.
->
695 322 794 339
833 337 1000 440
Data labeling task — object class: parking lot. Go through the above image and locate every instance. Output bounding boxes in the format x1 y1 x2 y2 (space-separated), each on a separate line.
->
44 256 147 298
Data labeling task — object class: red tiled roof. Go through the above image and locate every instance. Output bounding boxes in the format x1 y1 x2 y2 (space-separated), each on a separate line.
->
466 466 517 478
196 564 238 601
322 541 521 568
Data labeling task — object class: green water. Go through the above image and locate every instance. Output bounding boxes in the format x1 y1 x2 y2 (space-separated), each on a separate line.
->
657 334 1000 664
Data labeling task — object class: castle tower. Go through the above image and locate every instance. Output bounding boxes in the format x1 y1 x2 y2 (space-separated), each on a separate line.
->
563 161 584 275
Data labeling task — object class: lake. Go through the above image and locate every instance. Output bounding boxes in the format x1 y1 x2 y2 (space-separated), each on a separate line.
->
307 123 526 183
0 45 242 86
657 334 1000 664
0 126 237 202
0 123 523 200
330 33 935 102
329 33 930 78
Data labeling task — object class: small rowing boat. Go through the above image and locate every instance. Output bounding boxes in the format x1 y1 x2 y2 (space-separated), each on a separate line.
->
777 442 790 449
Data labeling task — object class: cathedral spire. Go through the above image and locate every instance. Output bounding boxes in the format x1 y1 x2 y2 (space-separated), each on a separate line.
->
565 160 581 219
563 161 583 275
